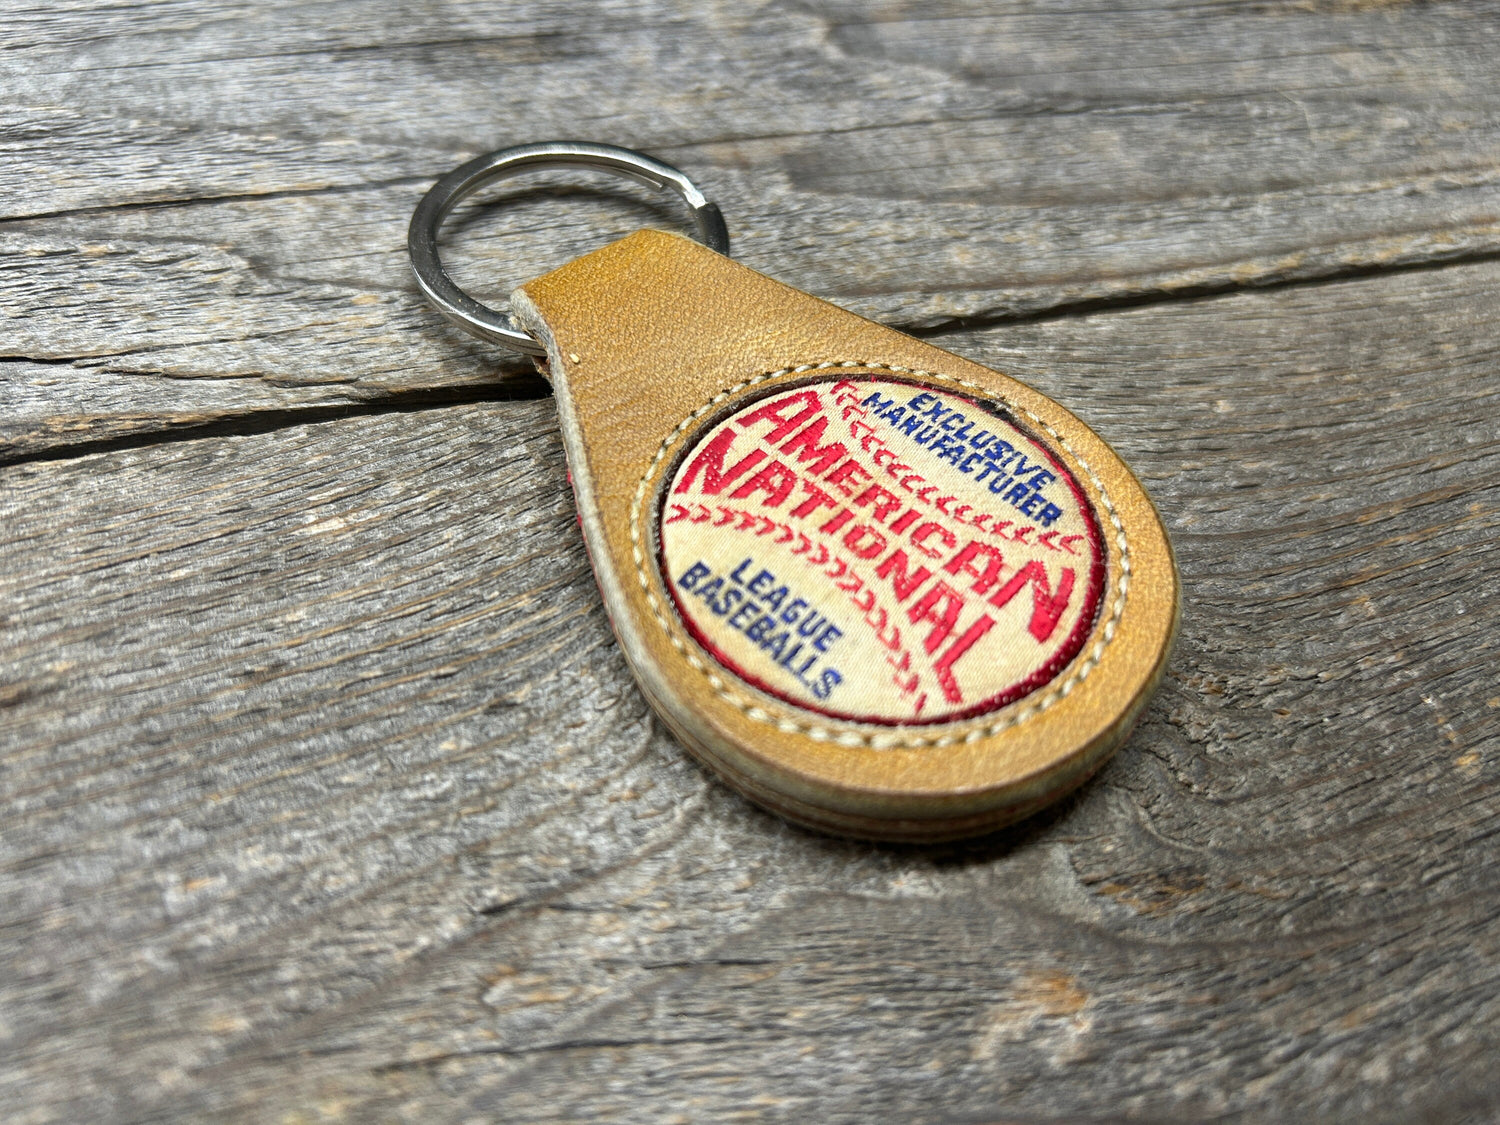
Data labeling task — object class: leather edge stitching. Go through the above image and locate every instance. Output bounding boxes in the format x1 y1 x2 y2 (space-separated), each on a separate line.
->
628 361 1131 751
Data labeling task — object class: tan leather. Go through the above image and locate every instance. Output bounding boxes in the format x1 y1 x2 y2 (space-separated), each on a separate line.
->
513 229 1178 841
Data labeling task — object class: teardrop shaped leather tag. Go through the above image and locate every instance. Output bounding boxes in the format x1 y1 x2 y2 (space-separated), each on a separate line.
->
511 230 1178 841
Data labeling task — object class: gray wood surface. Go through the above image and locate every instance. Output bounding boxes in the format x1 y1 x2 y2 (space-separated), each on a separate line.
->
3 2 1498 1122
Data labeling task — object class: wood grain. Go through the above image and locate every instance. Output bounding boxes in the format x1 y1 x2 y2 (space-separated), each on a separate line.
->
4 250 1498 1121
6 0 1500 456
4 2 1500 1121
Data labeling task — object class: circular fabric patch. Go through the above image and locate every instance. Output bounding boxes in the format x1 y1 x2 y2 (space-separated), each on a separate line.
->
657 376 1105 725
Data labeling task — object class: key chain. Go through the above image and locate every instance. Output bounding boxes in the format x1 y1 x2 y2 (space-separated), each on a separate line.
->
409 142 1179 842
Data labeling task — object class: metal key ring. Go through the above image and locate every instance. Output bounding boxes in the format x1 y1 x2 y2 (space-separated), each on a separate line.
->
408 141 731 356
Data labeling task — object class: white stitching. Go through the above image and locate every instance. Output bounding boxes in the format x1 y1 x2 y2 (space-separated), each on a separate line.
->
628 361 1131 750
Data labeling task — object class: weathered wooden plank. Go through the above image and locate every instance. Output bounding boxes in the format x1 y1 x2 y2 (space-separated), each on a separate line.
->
3 255 1497 1122
5 0 1500 458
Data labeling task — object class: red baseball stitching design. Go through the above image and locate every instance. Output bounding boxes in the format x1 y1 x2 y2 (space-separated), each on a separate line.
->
629 361 1131 751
